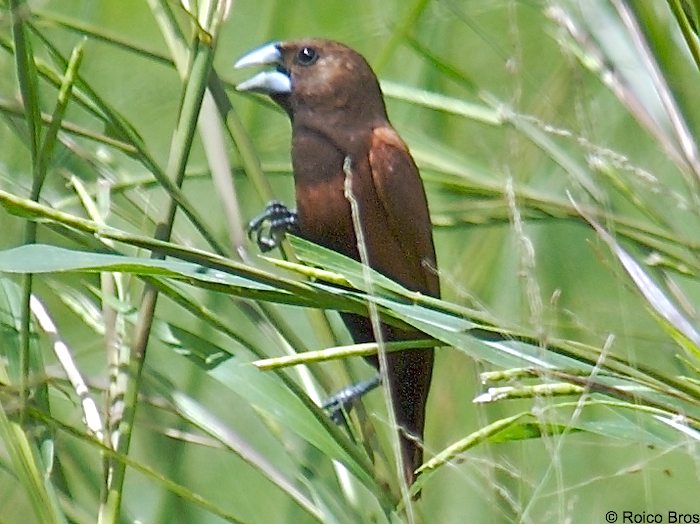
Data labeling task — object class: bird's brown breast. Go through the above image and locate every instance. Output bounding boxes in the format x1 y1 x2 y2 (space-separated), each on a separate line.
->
292 126 425 293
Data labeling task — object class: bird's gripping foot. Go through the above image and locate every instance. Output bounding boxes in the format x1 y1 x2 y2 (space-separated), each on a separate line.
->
247 201 299 252
322 375 382 424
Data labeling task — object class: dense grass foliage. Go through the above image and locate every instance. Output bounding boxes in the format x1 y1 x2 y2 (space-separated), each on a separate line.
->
0 1 698 522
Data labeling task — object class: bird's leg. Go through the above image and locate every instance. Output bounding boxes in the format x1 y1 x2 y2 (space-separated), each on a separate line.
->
247 200 299 252
322 375 381 424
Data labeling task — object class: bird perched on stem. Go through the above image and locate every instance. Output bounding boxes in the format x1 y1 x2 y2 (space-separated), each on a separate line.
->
235 38 439 488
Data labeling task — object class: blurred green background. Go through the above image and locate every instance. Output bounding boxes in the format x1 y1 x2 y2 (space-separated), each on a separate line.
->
0 0 699 522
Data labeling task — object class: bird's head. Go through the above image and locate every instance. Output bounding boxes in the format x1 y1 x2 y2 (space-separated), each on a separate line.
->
235 39 388 129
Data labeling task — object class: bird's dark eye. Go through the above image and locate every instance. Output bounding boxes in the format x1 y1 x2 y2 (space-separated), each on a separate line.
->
296 47 318 66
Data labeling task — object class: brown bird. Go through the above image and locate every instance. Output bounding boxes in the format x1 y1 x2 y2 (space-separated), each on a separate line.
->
235 39 439 487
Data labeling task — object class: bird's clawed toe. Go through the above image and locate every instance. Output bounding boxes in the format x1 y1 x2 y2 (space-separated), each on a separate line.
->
247 201 299 252
322 375 381 424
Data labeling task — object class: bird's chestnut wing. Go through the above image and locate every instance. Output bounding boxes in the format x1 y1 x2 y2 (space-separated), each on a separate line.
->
368 126 439 298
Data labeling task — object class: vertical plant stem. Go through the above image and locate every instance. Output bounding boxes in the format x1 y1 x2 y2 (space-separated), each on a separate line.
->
11 0 41 423
99 8 220 522
343 157 415 520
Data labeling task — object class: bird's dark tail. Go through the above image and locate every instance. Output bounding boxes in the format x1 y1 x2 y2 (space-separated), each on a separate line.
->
340 313 434 488
385 345 434 488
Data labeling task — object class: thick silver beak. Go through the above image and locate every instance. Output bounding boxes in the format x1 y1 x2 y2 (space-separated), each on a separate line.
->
234 42 291 95
234 42 283 69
